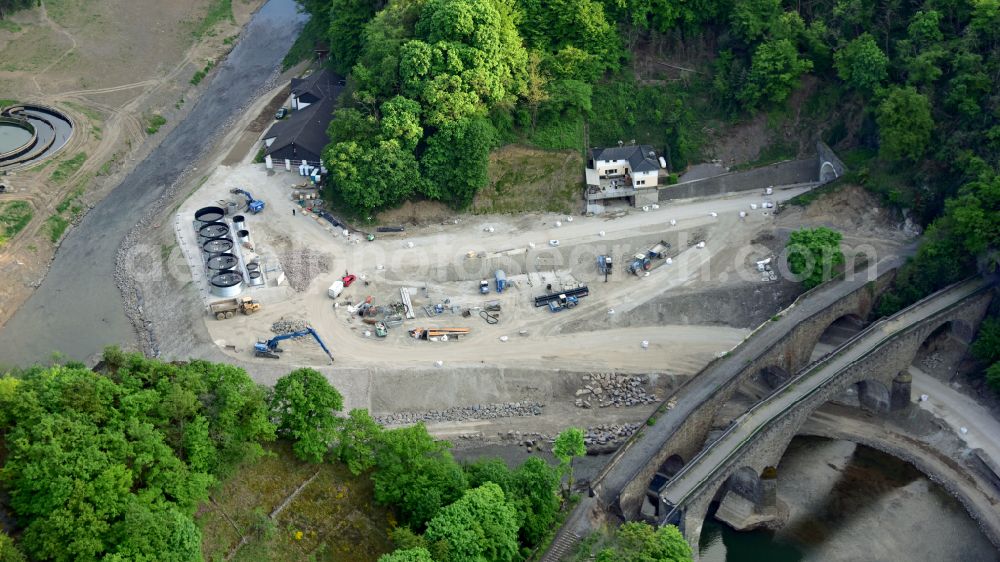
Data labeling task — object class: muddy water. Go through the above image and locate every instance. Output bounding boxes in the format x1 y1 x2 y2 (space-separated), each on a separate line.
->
0 0 305 367
699 436 999 561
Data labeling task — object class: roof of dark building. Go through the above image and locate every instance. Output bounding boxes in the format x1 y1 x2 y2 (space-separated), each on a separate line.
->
290 68 336 103
590 144 660 173
263 96 335 163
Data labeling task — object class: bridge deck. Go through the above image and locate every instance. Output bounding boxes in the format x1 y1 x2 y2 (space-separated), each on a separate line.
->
660 278 989 506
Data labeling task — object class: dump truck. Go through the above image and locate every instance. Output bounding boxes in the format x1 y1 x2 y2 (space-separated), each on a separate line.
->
209 297 261 320
479 280 490 294
548 294 579 312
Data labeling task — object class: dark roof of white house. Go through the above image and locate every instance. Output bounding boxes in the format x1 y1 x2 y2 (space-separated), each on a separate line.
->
263 96 335 161
290 68 336 102
591 145 660 173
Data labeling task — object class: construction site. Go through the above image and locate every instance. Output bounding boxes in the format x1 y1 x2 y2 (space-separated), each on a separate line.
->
165 149 917 444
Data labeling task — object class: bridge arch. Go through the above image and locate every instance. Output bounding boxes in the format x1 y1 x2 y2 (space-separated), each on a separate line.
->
807 313 867 362
660 454 685 477
820 161 838 182
855 379 891 413
760 365 792 390
723 466 761 502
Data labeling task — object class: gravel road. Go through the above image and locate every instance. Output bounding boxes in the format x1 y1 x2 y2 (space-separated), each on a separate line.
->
0 0 305 366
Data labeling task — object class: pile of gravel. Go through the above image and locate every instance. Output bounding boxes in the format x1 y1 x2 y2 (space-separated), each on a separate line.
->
376 401 544 425
574 373 658 409
584 423 641 447
496 423 642 453
271 318 310 334
277 248 330 292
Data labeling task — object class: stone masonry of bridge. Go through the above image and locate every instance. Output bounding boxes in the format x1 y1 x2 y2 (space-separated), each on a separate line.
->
595 257 899 523
671 279 994 549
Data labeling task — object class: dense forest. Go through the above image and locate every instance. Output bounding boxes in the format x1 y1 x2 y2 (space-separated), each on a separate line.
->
0 0 33 20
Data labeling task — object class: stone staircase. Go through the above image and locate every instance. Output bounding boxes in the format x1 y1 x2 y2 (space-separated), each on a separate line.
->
541 529 582 562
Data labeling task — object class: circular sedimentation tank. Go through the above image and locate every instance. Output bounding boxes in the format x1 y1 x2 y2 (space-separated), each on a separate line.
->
195 206 226 223
202 237 234 255
233 214 245 226
245 262 259 272
206 252 238 271
0 104 73 169
237 229 251 243
198 221 229 239
210 270 243 297
248 270 263 285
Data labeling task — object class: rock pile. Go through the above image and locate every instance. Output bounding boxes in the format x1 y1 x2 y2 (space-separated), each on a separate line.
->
277 248 330 291
375 401 544 425
584 423 641 447
271 318 310 334
574 373 657 408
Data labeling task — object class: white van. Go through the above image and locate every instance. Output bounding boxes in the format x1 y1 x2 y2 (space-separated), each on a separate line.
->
327 280 345 299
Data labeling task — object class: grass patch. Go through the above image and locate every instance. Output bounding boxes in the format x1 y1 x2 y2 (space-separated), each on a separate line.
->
473 146 582 214
282 16 326 71
0 201 34 247
527 115 584 152
190 61 215 85
787 178 845 207
49 152 87 183
191 0 234 39
62 101 103 123
197 441 393 562
0 98 18 107
0 20 22 33
45 215 69 243
55 186 85 215
145 114 167 135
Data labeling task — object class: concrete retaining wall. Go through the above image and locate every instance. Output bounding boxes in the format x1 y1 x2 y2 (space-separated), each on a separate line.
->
659 158 817 201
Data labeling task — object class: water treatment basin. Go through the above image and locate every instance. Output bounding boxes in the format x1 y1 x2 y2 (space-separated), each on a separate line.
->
0 104 73 169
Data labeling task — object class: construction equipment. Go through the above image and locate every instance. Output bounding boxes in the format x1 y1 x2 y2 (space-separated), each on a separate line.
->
495 270 507 293
598 255 613 281
409 327 471 340
231 188 265 213
254 327 334 362
548 294 579 312
534 286 589 307
374 321 388 337
209 297 261 320
479 280 490 294
627 240 673 275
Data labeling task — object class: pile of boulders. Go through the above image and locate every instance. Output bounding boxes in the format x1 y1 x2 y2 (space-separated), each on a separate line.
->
271 318 310 334
574 373 657 409
583 423 641 447
375 401 544 425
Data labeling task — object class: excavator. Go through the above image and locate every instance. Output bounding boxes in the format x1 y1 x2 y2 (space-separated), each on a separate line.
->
231 187 265 214
254 327 334 363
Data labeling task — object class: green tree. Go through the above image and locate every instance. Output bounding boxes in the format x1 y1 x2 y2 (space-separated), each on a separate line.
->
972 318 1000 364
372 423 468 528
0 531 25 562
463 456 560 547
786 227 845 289
420 117 496 208
553 427 587 494
378 547 435 562
423 482 519 562
876 86 933 161
986 362 1000 393
740 38 813 108
335 408 385 475
269 368 344 463
596 522 692 562
729 0 781 43
834 33 888 94
328 0 384 74
324 138 422 215
380 96 424 151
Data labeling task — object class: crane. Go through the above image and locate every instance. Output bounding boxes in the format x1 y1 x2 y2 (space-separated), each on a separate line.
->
254 327 334 363
231 187 265 214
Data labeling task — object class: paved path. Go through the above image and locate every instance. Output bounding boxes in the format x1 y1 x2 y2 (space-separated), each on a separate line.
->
660 278 989 507
910 367 1000 464
0 0 305 366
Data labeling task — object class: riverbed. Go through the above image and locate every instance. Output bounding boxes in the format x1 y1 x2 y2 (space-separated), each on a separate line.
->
699 436 999 561
0 0 305 366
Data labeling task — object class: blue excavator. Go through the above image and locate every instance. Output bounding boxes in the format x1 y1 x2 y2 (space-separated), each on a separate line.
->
255 327 334 363
231 187 265 214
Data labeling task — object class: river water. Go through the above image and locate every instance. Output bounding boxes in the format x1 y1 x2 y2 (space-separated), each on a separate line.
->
0 0 305 367
699 436 999 561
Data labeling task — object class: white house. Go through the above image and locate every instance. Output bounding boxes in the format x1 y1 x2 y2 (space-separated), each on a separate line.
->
585 144 663 211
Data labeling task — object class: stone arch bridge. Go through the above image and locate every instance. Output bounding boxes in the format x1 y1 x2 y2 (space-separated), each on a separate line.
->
542 260 996 561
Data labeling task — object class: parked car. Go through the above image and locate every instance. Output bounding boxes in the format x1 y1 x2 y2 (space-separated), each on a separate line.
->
275 107 288 120
342 274 357 287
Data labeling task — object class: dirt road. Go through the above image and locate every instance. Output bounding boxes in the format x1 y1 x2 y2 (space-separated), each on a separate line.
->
0 0 306 366
910 366 1000 463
